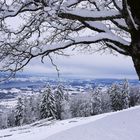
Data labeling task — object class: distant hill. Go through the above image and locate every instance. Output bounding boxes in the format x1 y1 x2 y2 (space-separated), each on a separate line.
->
0 73 140 89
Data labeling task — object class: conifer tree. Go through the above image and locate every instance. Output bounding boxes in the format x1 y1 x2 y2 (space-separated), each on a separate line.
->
15 97 25 126
109 84 123 111
121 80 130 109
40 85 56 119
54 85 65 120
91 87 102 115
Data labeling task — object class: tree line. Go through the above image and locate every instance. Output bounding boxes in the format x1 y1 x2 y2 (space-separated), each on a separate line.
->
0 80 140 129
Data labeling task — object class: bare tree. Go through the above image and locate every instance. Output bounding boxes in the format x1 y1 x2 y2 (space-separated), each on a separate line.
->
0 0 140 79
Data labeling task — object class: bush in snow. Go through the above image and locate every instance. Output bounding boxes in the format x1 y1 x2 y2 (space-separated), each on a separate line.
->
70 94 92 117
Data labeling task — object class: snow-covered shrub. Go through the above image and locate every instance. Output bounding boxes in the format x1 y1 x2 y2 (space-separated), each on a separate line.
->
70 94 92 117
54 85 71 120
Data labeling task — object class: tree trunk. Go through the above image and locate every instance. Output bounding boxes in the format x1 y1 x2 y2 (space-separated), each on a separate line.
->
132 57 140 80
127 0 140 80
131 30 140 80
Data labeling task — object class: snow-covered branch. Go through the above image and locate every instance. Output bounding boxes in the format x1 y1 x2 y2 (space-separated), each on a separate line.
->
0 2 42 19
59 8 122 21
34 32 130 56
0 0 140 79
112 0 123 11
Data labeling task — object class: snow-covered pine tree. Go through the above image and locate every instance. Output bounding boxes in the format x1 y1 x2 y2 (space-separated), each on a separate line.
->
54 84 65 120
90 87 102 115
108 84 123 111
135 88 140 106
129 86 140 106
14 97 25 126
121 80 130 109
40 85 57 119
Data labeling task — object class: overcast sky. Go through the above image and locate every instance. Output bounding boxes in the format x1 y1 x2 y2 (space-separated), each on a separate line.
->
23 49 138 79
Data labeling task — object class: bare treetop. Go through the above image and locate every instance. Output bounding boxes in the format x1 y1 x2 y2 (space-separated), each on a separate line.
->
0 0 140 80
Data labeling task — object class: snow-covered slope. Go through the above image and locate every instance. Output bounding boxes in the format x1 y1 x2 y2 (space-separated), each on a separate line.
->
0 106 140 140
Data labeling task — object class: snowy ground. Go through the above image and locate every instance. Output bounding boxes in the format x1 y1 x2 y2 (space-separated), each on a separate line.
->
0 106 140 140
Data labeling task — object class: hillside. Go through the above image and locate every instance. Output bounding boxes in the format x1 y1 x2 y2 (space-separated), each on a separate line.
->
0 106 140 140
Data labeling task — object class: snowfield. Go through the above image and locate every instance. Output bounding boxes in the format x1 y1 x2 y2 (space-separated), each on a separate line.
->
0 106 140 140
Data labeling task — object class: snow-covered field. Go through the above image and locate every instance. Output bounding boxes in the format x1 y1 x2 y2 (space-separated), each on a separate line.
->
0 106 140 140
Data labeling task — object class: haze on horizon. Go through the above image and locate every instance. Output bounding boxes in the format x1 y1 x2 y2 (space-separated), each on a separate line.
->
23 50 138 79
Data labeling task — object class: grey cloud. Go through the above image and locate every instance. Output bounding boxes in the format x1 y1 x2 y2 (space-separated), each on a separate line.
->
23 52 138 79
